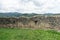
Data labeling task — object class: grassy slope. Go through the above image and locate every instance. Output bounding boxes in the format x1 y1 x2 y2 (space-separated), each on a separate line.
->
0 28 60 40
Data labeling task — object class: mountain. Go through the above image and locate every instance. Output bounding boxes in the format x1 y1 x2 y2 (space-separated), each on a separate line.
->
0 12 38 17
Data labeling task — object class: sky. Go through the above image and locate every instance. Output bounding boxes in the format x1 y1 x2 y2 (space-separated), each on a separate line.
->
0 0 60 14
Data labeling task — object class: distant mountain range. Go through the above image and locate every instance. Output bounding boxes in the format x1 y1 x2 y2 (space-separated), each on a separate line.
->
0 12 60 17
0 12 38 17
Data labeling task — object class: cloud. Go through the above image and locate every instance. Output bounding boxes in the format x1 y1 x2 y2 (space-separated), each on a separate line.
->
0 0 60 14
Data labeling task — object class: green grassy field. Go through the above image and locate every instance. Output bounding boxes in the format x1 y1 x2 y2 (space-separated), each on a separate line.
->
0 28 60 40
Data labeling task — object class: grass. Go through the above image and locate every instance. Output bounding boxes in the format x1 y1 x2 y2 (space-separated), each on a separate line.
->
0 28 60 40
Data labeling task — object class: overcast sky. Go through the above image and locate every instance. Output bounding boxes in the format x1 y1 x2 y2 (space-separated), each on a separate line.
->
0 0 60 14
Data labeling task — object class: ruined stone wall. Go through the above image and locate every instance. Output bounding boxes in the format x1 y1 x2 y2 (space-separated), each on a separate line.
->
0 16 60 30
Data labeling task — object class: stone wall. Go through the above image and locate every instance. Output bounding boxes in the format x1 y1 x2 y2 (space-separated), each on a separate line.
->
0 16 60 30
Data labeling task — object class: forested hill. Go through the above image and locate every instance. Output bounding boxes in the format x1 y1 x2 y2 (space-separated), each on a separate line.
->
0 12 38 17
0 12 60 17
